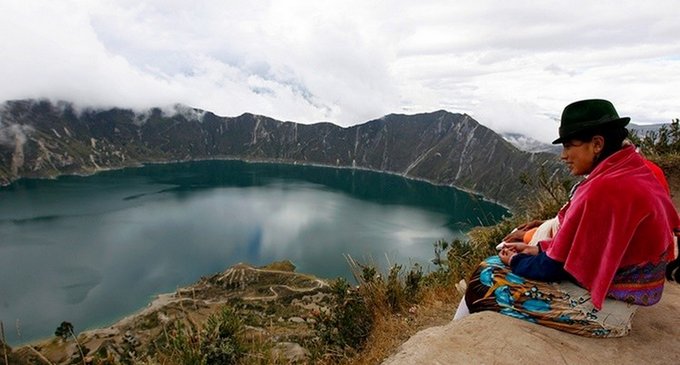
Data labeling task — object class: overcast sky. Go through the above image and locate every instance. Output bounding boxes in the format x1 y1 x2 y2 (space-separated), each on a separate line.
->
1 0 679 142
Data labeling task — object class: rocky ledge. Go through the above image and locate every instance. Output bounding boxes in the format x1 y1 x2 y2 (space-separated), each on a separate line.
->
382 283 680 365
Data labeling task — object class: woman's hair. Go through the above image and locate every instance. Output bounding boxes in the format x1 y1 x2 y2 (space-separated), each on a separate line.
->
569 125 629 163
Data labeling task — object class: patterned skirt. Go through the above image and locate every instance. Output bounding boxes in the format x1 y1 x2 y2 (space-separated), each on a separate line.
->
465 256 638 337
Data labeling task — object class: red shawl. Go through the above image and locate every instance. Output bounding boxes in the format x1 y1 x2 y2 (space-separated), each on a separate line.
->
543 146 679 309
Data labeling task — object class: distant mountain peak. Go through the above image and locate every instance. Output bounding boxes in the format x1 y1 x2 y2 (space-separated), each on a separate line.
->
501 132 560 154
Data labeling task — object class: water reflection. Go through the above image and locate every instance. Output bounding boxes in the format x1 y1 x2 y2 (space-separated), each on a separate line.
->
0 160 505 344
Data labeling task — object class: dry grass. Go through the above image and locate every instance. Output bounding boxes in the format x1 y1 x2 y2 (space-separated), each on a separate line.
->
348 287 460 365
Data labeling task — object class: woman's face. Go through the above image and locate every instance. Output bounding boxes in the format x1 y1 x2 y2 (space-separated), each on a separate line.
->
560 137 602 175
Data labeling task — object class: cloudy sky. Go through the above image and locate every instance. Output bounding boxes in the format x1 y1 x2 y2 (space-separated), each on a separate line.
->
1 0 679 142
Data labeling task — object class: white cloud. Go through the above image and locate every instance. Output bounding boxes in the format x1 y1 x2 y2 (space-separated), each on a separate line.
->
1 0 679 142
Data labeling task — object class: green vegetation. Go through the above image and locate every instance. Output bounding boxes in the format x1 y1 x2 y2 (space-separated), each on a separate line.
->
152 307 245 365
54 321 74 340
314 278 373 357
629 119 680 203
630 119 680 159
629 119 680 177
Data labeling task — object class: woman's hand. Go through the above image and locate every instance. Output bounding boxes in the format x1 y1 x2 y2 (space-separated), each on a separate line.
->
499 242 539 265
499 247 516 265
500 242 539 256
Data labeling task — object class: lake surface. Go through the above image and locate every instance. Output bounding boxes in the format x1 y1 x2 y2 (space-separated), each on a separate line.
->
0 160 506 345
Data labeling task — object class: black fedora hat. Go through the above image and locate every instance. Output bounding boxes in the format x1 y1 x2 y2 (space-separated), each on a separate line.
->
552 99 630 144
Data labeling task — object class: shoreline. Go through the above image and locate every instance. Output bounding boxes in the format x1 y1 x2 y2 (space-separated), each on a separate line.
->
1 155 512 212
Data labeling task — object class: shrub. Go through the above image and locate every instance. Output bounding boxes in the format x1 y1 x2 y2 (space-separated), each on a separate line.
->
153 306 244 365
404 263 423 300
158 320 203 365
314 278 374 354
630 119 680 158
202 308 244 365
386 264 405 312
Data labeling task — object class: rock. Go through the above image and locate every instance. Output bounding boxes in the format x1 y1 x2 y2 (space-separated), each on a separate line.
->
157 312 170 324
244 325 266 333
288 317 305 324
382 284 680 365
272 342 309 363
454 279 467 295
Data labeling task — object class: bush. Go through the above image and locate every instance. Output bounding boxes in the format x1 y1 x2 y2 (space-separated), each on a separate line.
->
153 307 244 365
158 320 203 365
314 278 374 353
404 263 423 300
630 119 680 158
202 308 244 365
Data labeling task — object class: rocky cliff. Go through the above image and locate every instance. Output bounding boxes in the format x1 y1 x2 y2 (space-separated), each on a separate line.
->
0 99 561 209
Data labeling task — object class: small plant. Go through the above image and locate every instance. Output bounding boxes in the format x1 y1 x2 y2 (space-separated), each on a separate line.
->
159 320 203 365
404 263 423 299
385 264 405 311
202 307 244 365
630 119 680 158
446 238 475 279
360 265 378 284
153 306 245 365
431 240 449 270
314 278 374 354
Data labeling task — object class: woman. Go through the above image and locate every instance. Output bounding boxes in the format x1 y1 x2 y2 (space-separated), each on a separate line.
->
464 99 679 337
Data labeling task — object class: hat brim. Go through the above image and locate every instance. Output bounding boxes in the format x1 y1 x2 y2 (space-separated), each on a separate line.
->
551 117 630 144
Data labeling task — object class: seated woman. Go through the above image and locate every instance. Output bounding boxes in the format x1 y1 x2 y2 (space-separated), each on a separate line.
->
464 99 679 337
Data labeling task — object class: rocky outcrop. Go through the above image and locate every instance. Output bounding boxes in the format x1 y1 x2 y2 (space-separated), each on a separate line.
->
382 284 680 365
0 99 562 209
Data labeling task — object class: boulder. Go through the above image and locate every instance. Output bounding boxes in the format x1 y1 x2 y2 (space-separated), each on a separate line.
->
383 284 680 365
272 342 309 363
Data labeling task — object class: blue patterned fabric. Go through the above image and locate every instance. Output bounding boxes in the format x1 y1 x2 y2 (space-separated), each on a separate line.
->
465 256 637 338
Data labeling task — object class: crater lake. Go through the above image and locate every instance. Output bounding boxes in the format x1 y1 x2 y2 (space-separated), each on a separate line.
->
0 160 506 344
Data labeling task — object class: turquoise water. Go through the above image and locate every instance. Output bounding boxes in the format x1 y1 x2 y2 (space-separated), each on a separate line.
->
0 160 506 344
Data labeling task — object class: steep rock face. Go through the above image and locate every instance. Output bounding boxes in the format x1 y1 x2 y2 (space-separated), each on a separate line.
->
0 99 561 208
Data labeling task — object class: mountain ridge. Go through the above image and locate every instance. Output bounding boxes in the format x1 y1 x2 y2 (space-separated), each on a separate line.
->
0 99 562 209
